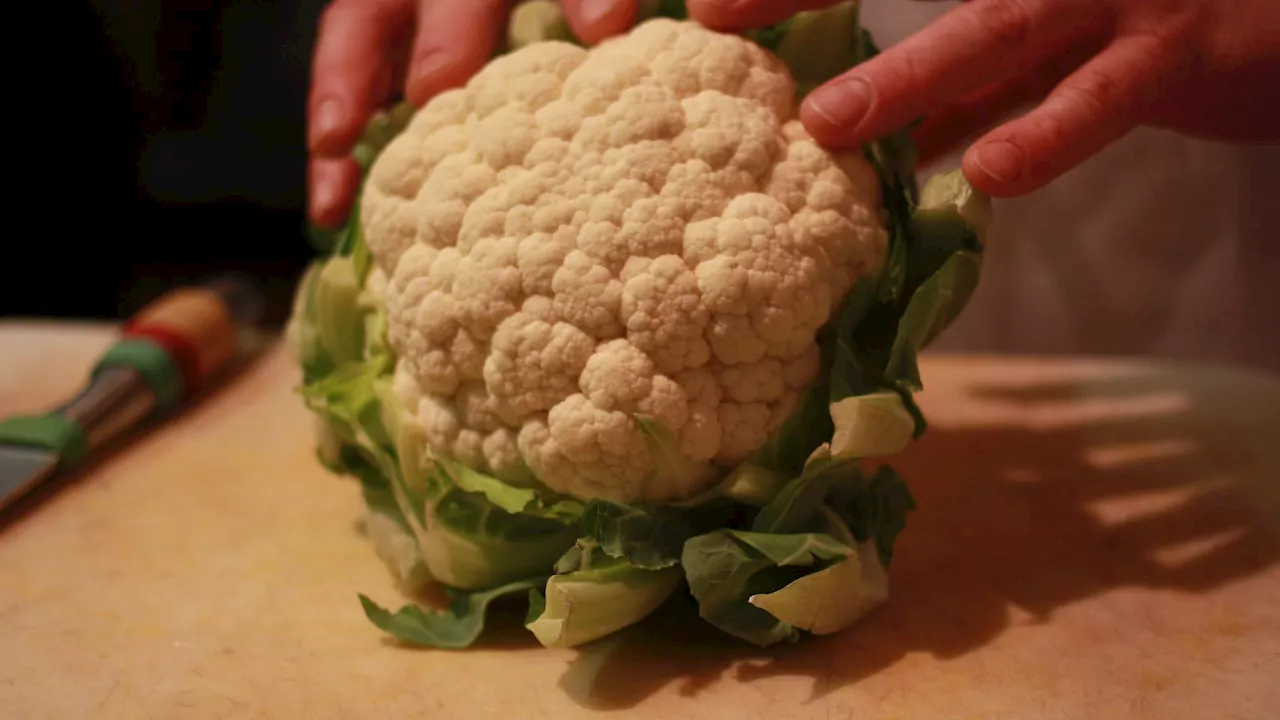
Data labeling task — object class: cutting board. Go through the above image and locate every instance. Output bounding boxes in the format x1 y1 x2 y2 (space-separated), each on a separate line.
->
1 320 1278 720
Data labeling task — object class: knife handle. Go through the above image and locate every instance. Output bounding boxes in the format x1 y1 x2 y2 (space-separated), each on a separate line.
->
112 285 239 406
0 275 263 472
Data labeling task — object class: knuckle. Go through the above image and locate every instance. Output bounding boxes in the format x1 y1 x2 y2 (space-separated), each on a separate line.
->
1024 113 1070 162
1063 69 1124 117
874 52 927 103
970 0 1035 54
1136 0 1202 42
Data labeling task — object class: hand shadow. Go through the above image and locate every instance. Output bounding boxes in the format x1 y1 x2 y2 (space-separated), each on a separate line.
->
557 358 1280 710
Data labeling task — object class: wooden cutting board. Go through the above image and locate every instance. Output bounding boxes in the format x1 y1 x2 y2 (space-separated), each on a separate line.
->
1 320 1277 720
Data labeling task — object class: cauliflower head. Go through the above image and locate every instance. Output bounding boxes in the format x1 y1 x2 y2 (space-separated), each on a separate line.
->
362 18 889 504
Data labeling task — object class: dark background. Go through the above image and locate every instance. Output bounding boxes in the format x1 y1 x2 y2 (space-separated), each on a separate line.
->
7 1 328 328
6 2 1278 373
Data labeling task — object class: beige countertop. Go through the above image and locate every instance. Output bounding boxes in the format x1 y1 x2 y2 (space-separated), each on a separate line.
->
1 320 1277 719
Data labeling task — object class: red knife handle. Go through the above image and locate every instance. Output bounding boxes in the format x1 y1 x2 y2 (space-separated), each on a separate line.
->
121 287 239 399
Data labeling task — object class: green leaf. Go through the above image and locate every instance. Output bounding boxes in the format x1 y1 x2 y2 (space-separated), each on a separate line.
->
526 558 682 648
299 357 392 453
681 531 802 646
580 500 692 570
918 168 994 243
748 523 889 636
351 220 373 284
827 466 916 568
417 498 577 589
360 476 404 522
353 102 416 173
749 18 794 52
884 251 982 388
414 460 577 588
681 529 854 646
751 452 854 534
314 256 367 366
641 0 688 19
428 483 576 544
897 169 989 308
334 197 361 257
432 455 584 525
306 224 341 255
825 275 882 403
433 456 541 515
374 388 580 591
358 576 545 649
768 1 859 96
748 379 834 476
733 530 852 567
814 163 965 441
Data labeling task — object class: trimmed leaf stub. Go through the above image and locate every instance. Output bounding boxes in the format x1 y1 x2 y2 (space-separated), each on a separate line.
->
749 538 888 635
830 392 916 459
526 561 682 648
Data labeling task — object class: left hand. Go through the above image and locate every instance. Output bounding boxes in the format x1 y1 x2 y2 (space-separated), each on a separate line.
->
307 0 639 228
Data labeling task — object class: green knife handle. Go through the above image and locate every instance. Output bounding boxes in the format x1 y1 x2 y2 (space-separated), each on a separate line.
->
0 367 155 473
0 414 89 468
0 276 257 474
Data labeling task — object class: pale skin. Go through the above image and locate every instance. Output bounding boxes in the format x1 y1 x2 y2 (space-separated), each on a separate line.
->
306 0 1280 227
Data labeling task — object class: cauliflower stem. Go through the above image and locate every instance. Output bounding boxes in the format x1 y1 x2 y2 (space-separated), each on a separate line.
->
288 1 993 651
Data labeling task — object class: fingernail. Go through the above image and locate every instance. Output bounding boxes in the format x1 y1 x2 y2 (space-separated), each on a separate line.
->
311 173 335 221
311 98 343 150
579 0 615 26
806 77 873 132
973 140 1026 184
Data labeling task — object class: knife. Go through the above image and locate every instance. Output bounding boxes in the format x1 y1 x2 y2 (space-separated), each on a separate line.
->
0 274 265 514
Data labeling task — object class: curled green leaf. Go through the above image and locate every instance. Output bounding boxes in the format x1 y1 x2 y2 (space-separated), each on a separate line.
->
526 558 682 648
359 577 545 649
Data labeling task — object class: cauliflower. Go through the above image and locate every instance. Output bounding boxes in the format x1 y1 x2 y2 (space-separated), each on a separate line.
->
363 19 888 504
294 6 995 654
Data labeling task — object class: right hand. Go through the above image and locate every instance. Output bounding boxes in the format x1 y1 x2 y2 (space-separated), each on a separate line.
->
306 0 640 228
692 0 1280 198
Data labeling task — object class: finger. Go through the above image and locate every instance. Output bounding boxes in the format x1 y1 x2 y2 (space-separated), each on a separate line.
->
961 35 1167 197
561 0 639 45
911 36 1106 165
800 0 1112 149
407 0 508 106
309 0 415 157
911 80 1043 167
309 156 363 228
686 0 848 31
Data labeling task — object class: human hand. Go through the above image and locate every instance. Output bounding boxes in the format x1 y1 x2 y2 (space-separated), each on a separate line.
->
690 0 1280 197
306 0 640 227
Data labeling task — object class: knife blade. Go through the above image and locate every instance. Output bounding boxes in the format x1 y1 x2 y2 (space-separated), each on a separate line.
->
0 274 264 514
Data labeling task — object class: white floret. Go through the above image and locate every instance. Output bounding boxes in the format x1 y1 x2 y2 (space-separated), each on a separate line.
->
364 19 888 502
